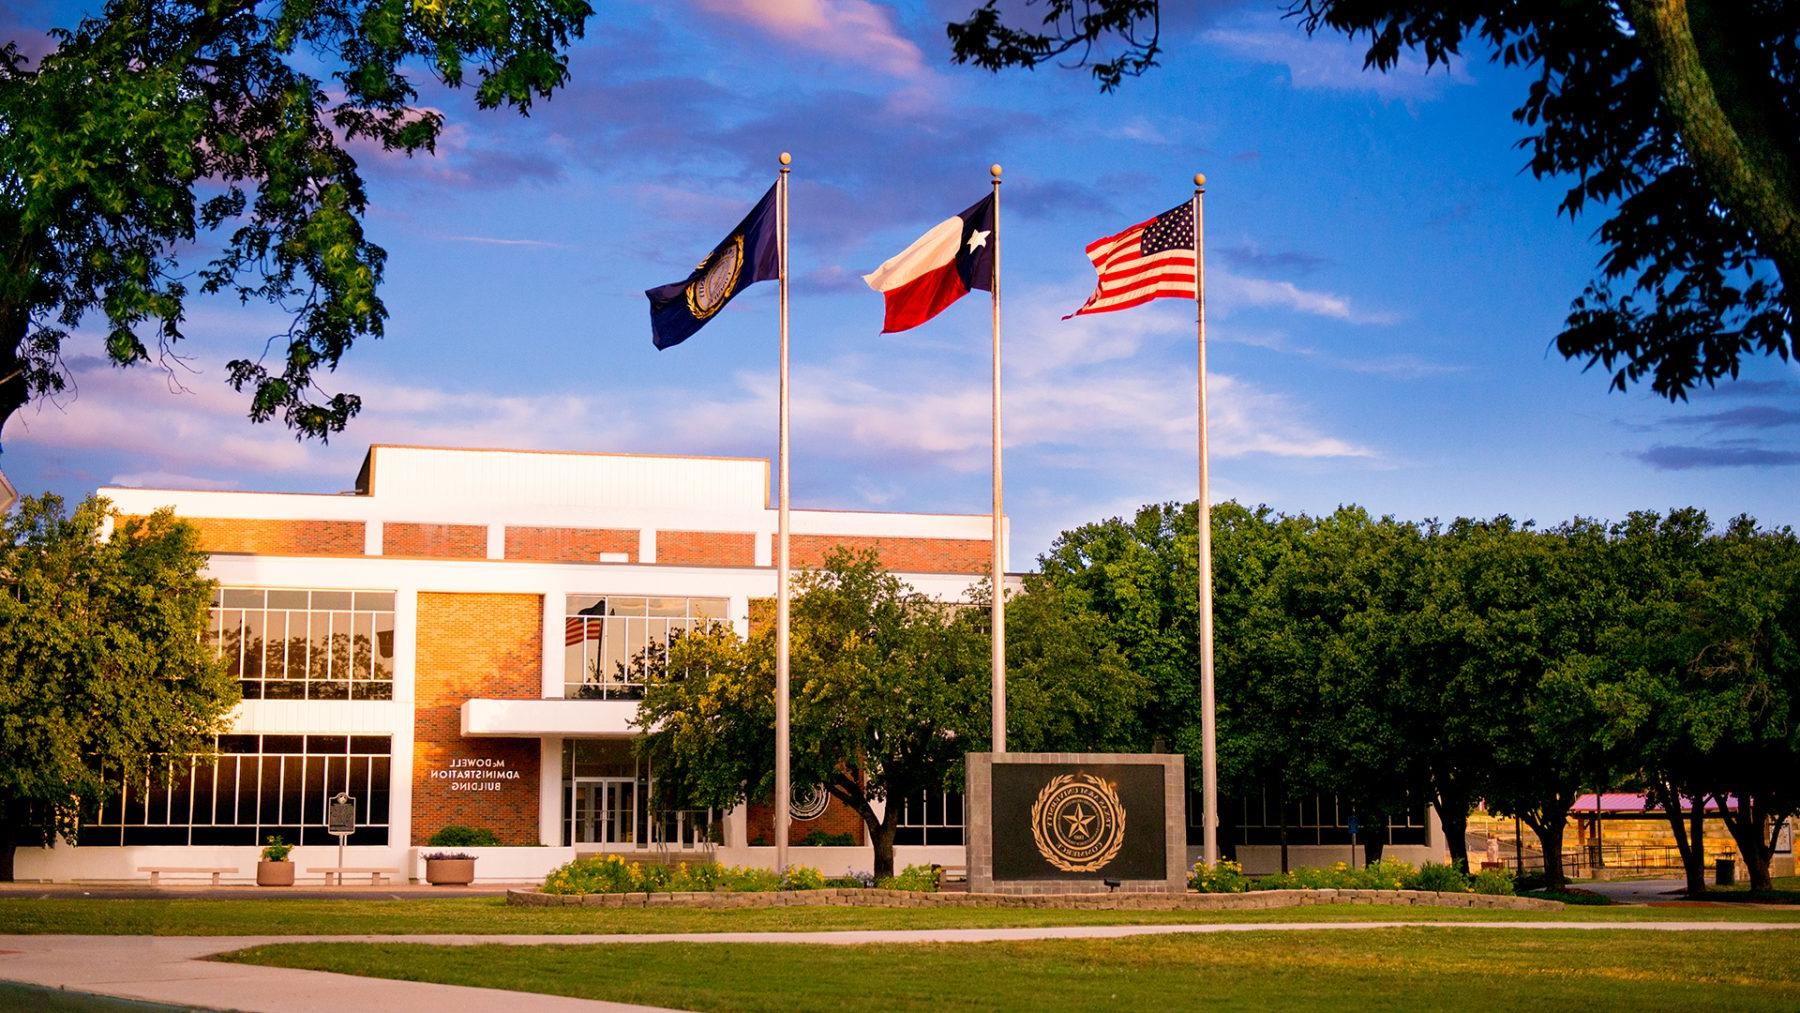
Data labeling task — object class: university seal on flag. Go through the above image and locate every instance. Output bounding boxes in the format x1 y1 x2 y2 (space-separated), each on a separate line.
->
1029 772 1126 872
684 235 744 321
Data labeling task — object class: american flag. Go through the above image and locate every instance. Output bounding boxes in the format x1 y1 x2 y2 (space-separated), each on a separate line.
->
564 616 600 647
1065 201 1198 317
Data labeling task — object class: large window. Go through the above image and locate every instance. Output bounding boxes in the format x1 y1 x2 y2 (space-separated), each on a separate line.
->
1192 787 1430 847
894 790 964 846
211 588 395 700
83 735 392 846
563 595 728 698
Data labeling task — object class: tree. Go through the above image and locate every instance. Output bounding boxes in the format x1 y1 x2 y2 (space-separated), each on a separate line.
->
1688 516 1800 893
946 1 1797 398
0 0 593 441
637 549 1141 878
0 494 237 881
1606 508 1721 895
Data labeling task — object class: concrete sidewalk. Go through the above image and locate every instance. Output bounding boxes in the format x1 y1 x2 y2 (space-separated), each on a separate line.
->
6 921 1800 1012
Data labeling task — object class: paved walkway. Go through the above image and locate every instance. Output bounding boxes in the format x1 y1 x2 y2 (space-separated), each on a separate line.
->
6 921 1800 1012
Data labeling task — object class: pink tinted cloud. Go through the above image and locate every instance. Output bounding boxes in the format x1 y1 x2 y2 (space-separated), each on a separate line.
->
689 0 926 78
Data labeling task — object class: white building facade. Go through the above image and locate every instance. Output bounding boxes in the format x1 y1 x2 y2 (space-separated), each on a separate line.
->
19 446 995 883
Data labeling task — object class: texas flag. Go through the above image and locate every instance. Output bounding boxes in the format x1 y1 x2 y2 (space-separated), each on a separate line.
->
863 193 995 333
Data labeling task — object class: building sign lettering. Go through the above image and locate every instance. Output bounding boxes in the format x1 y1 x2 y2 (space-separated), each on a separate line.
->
428 757 523 793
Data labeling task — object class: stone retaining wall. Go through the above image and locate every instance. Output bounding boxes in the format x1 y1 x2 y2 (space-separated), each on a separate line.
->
507 887 1562 912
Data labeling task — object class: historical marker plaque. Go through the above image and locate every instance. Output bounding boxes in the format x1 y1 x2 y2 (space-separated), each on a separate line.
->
967 752 1187 894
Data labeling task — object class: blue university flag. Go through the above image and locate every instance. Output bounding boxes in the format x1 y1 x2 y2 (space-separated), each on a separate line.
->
646 182 781 350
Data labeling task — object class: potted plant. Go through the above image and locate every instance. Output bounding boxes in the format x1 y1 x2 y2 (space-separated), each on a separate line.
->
423 852 477 886
257 835 295 887
423 826 496 885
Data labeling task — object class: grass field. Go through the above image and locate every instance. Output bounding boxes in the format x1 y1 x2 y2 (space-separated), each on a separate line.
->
218 928 1800 1011
7 896 1800 936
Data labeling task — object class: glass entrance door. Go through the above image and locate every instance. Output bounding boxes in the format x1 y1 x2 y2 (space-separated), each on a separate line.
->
569 777 637 846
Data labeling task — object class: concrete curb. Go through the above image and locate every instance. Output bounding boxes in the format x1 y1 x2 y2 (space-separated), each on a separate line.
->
506 886 1562 912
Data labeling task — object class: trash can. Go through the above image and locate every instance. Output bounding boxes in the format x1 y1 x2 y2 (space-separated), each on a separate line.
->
1716 858 1737 887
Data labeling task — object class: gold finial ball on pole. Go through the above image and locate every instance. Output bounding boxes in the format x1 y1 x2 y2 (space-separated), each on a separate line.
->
1194 172 1207 189
780 151 792 166
990 163 1003 179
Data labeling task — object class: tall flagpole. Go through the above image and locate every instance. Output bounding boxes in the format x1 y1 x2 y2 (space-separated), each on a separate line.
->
775 151 793 873
1194 172 1218 867
989 163 1006 755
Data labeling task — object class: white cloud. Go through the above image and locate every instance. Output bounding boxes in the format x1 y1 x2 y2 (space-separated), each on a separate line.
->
1212 268 1398 325
1202 22 1470 101
689 0 925 79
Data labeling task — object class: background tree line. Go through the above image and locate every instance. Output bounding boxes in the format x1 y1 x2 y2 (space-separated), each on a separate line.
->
642 503 1796 892
1038 501 1799 892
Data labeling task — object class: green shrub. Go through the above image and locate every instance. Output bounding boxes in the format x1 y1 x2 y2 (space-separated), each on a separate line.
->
1471 867 1516 896
780 865 826 890
1351 857 1413 891
1189 859 1250 893
798 830 855 846
260 835 293 862
428 825 501 848
715 866 783 892
1404 862 1471 893
825 870 876 888
877 864 942 892
542 854 636 895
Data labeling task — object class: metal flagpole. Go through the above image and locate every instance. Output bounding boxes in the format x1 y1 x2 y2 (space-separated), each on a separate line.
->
1193 172 1218 867
989 163 1006 755
775 151 793 873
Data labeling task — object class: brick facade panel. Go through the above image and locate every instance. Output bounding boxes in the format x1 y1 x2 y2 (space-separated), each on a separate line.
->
746 793 867 848
412 592 544 846
781 534 990 575
505 526 638 563
385 522 487 559
657 530 756 567
183 517 365 556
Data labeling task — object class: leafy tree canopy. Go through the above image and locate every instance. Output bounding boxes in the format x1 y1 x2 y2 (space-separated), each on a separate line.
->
0 494 237 880
0 0 592 441
636 548 1142 877
946 0 1798 399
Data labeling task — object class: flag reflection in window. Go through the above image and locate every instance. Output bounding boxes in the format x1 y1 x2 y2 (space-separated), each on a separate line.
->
563 596 728 699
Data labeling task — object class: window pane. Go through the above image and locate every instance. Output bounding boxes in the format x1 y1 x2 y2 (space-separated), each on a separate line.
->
691 598 729 620
221 588 265 609
258 758 282 826
373 612 395 681
646 597 686 618
355 591 395 611
241 609 265 680
567 594 604 615
307 735 349 754
267 589 310 610
356 611 376 679
608 597 646 616
311 590 354 610
263 610 288 681
350 735 388 754
214 757 240 825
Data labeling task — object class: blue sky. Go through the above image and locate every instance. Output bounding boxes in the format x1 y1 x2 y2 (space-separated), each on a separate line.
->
5 0 1796 562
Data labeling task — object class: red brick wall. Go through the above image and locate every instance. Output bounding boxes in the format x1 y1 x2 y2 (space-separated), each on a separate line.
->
183 517 365 556
746 793 867 847
385 522 487 559
657 530 756 567
781 534 991 575
505 526 638 563
412 592 543 846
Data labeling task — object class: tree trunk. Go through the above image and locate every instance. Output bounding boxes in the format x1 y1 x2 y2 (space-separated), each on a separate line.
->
0 304 30 442
1430 785 1471 873
1716 793 1778 893
871 820 900 885
1529 816 1569 890
1363 836 1385 866
1626 0 1800 293
0 842 13 883
1649 777 1707 895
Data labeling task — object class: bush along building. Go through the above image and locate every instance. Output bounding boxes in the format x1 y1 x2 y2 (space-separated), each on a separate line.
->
19 446 997 884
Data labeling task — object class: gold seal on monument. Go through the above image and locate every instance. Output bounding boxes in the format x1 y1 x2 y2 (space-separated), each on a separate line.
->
1029 772 1126 872
685 234 744 320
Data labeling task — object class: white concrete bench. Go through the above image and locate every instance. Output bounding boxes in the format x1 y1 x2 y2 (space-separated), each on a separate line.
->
307 866 400 885
138 865 237 885
938 864 968 883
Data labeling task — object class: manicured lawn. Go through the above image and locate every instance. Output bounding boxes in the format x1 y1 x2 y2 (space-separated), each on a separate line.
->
7 896 1800 936
219 928 1800 1011
1702 876 1800 904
